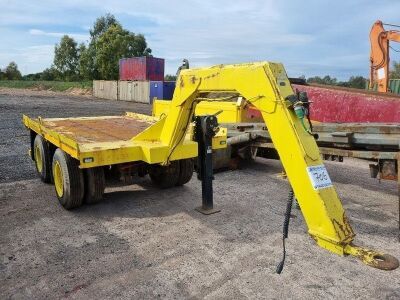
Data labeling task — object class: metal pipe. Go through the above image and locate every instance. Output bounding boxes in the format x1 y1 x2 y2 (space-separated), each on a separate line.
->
227 133 253 145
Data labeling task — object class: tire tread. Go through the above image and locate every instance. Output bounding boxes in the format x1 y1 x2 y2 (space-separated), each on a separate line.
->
53 149 84 210
84 168 105 204
176 159 194 186
34 135 52 183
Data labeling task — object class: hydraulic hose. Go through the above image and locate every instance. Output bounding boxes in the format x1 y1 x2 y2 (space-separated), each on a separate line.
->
276 188 294 274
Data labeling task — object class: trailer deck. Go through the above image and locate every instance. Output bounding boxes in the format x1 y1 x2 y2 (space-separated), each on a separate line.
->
31 115 155 143
23 112 199 168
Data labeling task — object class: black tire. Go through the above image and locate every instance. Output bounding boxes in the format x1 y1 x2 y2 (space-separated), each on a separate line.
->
33 135 52 183
176 159 194 186
84 167 105 204
149 161 180 188
52 149 84 210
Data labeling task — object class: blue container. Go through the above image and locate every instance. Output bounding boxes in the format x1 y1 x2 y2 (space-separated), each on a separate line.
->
149 81 163 103
163 81 176 100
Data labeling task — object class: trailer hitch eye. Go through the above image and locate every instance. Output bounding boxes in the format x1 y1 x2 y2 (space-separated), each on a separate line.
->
366 253 399 270
345 244 399 271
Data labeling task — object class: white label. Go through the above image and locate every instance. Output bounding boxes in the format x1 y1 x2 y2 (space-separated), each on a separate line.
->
377 68 385 80
307 165 333 190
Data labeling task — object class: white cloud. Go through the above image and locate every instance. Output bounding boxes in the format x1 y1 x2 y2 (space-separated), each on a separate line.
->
0 45 54 74
0 0 399 77
29 29 89 42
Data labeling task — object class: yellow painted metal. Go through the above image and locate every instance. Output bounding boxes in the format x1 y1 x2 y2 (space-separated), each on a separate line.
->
34 143 43 172
152 100 171 119
23 61 397 268
344 244 399 270
23 115 80 159
153 99 263 123
154 62 355 253
151 61 394 267
23 112 224 169
212 127 228 150
53 161 64 198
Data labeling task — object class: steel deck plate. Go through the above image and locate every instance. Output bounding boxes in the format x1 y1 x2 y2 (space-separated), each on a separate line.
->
37 116 153 144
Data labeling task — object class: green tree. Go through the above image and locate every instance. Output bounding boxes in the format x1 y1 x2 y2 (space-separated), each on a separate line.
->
40 67 61 81
23 72 42 81
50 13 152 81
306 76 321 84
336 81 350 87
95 24 152 79
347 76 367 89
322 75 337 85
165 74 177 81
0 67 6 80
4 62 22 80
54 35 79 81
78 14 120 80
307 75 337 86
90 13 120 41
78 43 93 80
390 61 400 79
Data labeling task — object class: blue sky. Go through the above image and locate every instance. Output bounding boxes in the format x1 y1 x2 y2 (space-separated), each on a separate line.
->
0 0 399 80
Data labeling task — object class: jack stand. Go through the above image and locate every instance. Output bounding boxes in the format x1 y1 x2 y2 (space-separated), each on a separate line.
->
194 115 221 215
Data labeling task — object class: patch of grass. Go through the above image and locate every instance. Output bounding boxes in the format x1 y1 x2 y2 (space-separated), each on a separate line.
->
0 80 92 92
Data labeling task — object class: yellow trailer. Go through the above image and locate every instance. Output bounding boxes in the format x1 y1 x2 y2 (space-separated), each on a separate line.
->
23 61 398 270
153 97 264 123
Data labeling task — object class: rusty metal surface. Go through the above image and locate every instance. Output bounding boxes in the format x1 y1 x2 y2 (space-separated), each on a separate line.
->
312 123 400 134
380 160 398 180
222 122 400 150
119 57 164 81
345 244 400 271
304 83 400 100
292 84 400 123
317 147 399 160
40 116 152 144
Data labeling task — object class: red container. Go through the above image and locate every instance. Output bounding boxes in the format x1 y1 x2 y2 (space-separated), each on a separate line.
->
292 84 400 123
119 57 165 81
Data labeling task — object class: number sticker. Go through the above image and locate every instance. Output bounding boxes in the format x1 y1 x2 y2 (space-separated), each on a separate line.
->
306 165 333 190
377 67 385 80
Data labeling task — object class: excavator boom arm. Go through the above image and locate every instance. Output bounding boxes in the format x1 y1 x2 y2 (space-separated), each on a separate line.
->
370 20 400 92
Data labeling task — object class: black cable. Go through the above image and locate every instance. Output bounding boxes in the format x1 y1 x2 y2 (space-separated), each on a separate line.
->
372 32 387 70
306 112 313 133
382 23 400 28
276 188 294 274
372 30 400 70
389 45 400 52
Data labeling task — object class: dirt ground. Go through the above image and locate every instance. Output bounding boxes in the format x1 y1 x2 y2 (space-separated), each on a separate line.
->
0 89 399 299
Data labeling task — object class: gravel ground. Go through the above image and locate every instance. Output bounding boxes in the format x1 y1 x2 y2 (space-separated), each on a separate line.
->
0 88 150 184
0 89 399 299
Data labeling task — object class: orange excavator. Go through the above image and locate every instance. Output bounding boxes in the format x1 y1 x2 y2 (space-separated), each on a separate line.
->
369 20 400 93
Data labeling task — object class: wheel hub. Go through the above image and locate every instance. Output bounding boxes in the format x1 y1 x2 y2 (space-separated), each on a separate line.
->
34 144 43 172
53 161 64 198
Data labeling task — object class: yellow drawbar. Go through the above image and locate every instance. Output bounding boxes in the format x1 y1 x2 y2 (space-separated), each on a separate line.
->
149 61 397 269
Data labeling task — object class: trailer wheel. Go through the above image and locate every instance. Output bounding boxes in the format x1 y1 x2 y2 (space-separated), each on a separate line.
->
176 159 194 186
84 167 105 204
149 161 180 188
52 149 84 210
33 135 52 183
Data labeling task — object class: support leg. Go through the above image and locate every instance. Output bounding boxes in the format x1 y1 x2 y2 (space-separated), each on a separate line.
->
195 115 221 215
